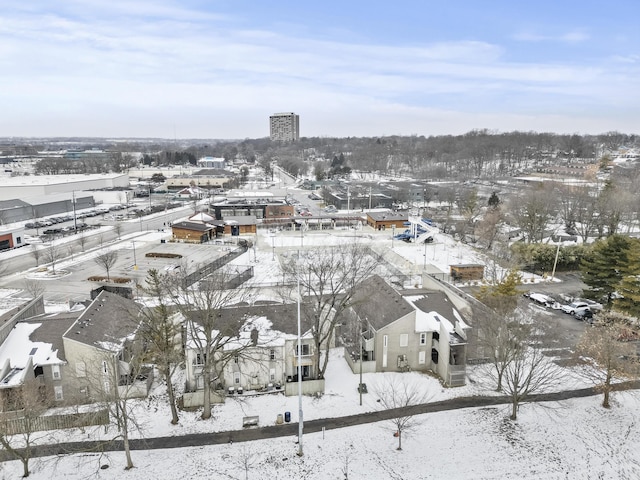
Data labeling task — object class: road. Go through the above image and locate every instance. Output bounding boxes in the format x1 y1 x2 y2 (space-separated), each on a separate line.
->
0 204 196 302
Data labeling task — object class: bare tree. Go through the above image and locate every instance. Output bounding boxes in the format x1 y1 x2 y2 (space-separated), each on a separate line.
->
30 244 41 267
502 346 560 420
475 307 531 392
281 243 378 379
77 231 88 252
575 312 639 408
0 380 52 477
474 206 503 250
22 278 45 299
373 376 431 450
113 222 123 240
508 184 556 243
43 242 61 275
94 250 118 281
164 267 253 420
139 269 183 425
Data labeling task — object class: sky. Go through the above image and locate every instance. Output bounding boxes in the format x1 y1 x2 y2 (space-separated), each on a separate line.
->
1 0 639 139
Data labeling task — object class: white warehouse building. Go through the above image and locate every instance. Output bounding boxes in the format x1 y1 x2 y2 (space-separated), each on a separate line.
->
0 174 129 201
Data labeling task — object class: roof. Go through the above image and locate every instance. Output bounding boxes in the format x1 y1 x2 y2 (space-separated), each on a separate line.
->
0 198 29 209
350 275 414 330
63 291 141 352
189 212 215 223
171 221 214 232
224 216 257 226
184 303 313 350
403 292 469 344
0 311 81 388
367 212 408 222
22 311 83 362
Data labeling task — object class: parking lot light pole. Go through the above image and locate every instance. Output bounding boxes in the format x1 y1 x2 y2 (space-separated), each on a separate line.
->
72 191 78 231
132 241 137 270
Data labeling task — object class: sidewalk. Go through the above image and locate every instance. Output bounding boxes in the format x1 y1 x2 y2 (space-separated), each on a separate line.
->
4 381 637 462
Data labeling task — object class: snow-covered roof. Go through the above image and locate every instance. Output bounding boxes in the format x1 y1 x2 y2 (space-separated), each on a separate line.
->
0 323 63 388
189 212 215 223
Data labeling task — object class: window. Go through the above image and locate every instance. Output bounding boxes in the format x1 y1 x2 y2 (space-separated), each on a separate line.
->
234 356 239 364
34 366 44 377
16 237 21 244
270 349 276 361
52 364 61 380
433 332 440 341
419 333 427 345
234 372 240 384
76 362 86 378
296 344 310 356
431 348 439 364
418 351 426 364
195 353 207 365
102 361 108 374
54 385 63 401
270 368 275 381
383 335 388 348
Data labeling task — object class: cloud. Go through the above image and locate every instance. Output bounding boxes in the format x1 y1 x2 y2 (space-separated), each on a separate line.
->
513 29 590 44
0 1 638 137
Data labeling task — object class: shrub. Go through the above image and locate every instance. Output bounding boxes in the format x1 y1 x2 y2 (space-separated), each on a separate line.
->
145 252 183 259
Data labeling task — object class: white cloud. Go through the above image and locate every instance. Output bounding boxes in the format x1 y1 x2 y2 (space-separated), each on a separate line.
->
0 2 637 137
513 29 589 44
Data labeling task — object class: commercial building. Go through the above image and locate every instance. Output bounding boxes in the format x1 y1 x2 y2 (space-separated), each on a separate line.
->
269 112 300 142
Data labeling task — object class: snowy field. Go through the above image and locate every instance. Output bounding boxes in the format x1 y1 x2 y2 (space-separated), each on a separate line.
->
1 348 639 479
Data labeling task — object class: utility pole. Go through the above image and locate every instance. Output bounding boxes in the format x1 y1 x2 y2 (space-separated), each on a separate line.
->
72 191 78 231
296 251 304 456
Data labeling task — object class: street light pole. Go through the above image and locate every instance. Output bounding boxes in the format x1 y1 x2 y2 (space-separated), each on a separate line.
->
132 241 137 270
359 317 364 406
72 191 78 231
296 251 304 456
423 239 428 269
271 234 276 261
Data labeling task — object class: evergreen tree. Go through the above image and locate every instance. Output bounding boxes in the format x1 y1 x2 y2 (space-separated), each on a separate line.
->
581 234 632 306
614 238 640 317
488 191 500 209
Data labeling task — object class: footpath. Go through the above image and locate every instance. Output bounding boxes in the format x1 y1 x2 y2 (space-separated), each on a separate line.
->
2 380 639 462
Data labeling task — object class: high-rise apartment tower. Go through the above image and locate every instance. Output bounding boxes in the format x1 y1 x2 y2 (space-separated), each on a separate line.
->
269 112 300 142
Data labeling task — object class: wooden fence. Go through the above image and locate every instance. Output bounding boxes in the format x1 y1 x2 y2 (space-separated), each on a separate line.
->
0 409 109 435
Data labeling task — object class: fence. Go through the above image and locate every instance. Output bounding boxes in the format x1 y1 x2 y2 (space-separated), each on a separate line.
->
182 246 248 287
199 266 254 290
0 409 109 435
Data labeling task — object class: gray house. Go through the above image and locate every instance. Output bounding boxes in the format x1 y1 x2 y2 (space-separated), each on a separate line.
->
345 275 469 386
182 302 323 408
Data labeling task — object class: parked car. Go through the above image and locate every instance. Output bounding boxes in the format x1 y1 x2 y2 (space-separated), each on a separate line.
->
584 299 603 311
561 301 590 315
527 293 554 308
24 222 36 229
573 309 594 322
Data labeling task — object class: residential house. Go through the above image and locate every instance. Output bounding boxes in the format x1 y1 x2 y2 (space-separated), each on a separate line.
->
62 291 151 402
181 302 320 407
0 307 79 411
344 275 469 386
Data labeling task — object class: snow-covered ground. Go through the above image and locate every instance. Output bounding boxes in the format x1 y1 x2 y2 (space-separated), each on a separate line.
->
2 348 639 479
1 186 638 478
